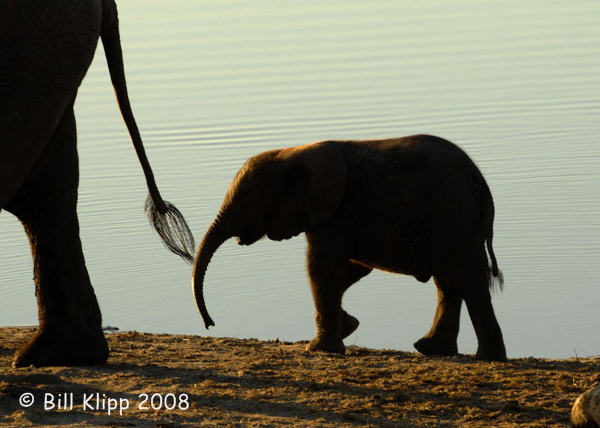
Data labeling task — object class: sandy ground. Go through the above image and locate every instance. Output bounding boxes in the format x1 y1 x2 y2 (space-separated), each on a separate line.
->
1 327 598 427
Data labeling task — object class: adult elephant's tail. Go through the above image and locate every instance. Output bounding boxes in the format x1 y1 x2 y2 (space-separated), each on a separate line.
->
99 0 195 263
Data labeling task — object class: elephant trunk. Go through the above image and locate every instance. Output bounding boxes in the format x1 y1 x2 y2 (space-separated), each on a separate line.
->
192 213 231 329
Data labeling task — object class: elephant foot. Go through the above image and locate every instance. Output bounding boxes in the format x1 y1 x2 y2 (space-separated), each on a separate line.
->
306 335 346 354
340 311 359 339
475 344 507 362
413 336 458 356
13 327 109 368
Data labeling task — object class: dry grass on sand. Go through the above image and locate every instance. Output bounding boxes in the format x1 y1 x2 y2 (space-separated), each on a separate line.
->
1 327 599 427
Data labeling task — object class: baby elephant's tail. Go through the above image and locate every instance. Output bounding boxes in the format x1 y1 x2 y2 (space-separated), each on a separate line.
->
486 233 504 292
483 185 504 292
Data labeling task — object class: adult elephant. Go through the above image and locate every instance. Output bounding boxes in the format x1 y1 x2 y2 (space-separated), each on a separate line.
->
1 0 194 367
192 135 507 361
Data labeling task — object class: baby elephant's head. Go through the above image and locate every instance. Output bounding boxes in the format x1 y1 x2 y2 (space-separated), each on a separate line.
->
191 141 347 329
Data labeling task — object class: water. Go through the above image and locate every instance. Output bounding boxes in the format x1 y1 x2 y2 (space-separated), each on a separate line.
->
1 1 599 359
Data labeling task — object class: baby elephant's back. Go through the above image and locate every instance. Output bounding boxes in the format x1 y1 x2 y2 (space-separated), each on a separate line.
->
350 135 492 245
352 134 487 202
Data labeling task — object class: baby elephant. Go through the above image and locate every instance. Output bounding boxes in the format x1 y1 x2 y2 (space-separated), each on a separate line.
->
192 135 506 361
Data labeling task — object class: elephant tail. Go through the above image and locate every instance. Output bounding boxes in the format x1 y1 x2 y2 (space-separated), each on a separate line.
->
486 232 504 292
100 0 195 263
483 183 504 292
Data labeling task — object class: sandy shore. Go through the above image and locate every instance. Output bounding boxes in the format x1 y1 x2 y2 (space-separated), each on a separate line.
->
1 327 598 427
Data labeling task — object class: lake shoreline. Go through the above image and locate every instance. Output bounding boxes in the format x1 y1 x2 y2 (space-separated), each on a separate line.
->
1 327 598 426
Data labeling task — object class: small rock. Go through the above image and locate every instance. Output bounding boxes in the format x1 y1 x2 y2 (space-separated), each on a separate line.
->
571 385 600 427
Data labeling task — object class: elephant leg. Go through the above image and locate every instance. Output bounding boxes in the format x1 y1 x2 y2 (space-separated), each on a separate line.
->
305 247 345 353
414 277 461 356
6 103 108 367
452 261 507 362
340 261 372 339
464 282 506 362
306 250 371 353
339 309 359 340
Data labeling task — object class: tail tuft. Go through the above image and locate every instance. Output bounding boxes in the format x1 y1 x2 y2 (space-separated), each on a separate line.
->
486 233 504 293
145 195 195 264
490 268 504 293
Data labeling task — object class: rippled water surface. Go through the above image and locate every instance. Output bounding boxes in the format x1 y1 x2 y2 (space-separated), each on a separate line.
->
1 1 599 358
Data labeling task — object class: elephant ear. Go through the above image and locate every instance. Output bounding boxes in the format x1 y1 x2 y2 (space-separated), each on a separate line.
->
268 142 346 240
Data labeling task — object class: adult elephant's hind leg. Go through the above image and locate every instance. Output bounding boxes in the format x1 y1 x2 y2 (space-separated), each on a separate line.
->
7 104 108 367
414 277 461 356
